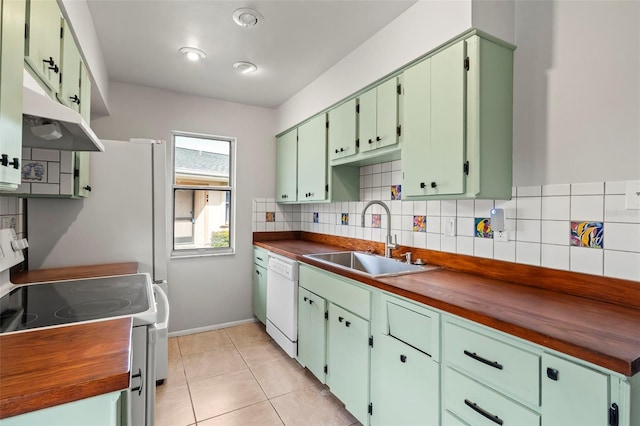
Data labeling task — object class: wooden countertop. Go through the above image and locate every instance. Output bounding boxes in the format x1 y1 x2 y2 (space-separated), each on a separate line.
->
255 232 640 376
0 317 132 419
11 262 139 284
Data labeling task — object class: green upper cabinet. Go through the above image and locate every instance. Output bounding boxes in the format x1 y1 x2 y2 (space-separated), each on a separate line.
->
275 128 297 202
74 151 91 197
25 0 62 94
79 61 91 122
297 114 327 202
402 34 514 200
359 77 399 153
0 0 26 191
328 99 357 162
59 19 81 112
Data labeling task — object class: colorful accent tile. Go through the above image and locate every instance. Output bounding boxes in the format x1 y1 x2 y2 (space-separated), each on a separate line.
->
391 185 402 200
371 214 382 229
341 213 349 225
413 215 426 232
571 221 604 248
313 212 319 223
475 218 493 238
22 161 47 182
265 212 275 223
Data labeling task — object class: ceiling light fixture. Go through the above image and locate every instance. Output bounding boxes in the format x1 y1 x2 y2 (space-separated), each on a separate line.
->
179 47 206 61
232 8 263 28
233 61 258 74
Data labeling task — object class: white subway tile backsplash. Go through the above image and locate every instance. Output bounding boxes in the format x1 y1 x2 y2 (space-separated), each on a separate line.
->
541 220 569 246
541 244 570 271
31 183 59 195
517 186 542 197
516 219 541 243
494 240 516 262
441 200 456 216
474 199 494 217
426 233 441 251
426 216 441 234
441 235 456 253
401 201 414 216
605 195 640 224
413 201 427 216
542 196 570 220
605 181 628 195
413 232 427 249
427 200 441 216
570 246 603 275
401 215 414 231
456 236 474 255
381 162 392 173
516 242 541 266
571 182 604 195
604 223 640 252
516 197 542 220
474 238 494 259
457 217 475 237
570 195 604 221
542 184 570 196
604 250 640 281
457 200 474 217
32 149 60 162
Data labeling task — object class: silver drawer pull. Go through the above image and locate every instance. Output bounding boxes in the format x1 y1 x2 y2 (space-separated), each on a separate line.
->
464 350 503 370
464 399 503 425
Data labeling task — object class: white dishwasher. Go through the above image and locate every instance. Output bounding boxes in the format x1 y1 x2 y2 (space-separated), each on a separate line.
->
266 253 299 357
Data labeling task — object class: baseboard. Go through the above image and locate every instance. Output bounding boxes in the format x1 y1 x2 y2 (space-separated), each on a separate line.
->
168 317 258 338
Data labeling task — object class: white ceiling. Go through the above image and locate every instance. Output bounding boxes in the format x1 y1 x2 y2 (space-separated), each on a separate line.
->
86 1 417 109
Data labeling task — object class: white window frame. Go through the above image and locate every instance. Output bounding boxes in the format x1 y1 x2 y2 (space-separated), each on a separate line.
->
170 131 236 258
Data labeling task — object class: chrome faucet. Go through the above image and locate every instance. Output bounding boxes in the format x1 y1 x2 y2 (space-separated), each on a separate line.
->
361 200 398 258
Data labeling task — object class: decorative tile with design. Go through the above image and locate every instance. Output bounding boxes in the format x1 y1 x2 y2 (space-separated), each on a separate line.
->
341 213 349 225
372 214 381 229
475 218 493 238
312 212 319 223
413 215 426 232
570 221 604 248
391 185 402 200
22 161 47 182
265 212 275 223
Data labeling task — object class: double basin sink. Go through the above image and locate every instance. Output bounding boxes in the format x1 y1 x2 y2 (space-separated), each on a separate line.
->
303 251 440 278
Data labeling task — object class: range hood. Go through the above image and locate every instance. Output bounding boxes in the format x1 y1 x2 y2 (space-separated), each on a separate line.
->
22 71 104 152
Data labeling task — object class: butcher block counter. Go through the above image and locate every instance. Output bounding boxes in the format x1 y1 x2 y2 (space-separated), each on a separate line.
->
255 232 640 377
0 263 139 419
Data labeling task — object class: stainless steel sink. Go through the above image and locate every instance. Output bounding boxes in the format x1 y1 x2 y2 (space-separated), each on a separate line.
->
303 251 440 278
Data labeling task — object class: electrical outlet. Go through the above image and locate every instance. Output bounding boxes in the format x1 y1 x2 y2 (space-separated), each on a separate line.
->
495 230 509 242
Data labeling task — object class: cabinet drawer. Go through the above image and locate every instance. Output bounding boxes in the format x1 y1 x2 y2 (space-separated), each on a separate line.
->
444 321 540 406
444 367 540 426
299 265 370 319
387 299 439 359
253 247 268 268
443 411 470 426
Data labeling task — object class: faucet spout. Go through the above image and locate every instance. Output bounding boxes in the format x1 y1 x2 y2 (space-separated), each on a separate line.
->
361 200 398 258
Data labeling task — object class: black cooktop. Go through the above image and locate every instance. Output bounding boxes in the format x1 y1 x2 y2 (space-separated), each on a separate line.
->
0 274 150 333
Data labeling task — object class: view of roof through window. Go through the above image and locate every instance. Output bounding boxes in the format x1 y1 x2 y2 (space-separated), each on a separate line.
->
174 136 230 186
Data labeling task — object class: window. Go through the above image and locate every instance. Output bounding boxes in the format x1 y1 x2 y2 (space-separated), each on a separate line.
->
172 133 235 256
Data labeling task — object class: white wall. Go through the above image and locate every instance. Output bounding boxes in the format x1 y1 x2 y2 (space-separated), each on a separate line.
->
29 82 276 333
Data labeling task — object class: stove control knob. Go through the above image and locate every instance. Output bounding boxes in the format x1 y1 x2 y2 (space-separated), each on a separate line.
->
11 238 28 251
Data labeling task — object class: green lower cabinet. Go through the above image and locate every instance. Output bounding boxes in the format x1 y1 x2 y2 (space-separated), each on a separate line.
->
327 303 370 425
541 353 610 426
296 287 327 383
370 334 440 426
252 264 267 324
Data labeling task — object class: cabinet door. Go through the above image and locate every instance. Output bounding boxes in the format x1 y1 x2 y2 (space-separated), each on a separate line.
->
59 19 81 111
375 78 398 149
79 61 91 122
130 326 148 426
541 353 609 426
275 129 297 202
327 303 370 425
0 0 25 191
297 114 327 202
371 334 439 426
328 99 357 161
25 0 61 93
74 152 91 198
297 287 327 383
358 87 377 153
253 265 267 324
402 58 431 198
429 40 466 196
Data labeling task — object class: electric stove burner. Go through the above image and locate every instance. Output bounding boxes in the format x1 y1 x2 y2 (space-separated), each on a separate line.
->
54 298 132 320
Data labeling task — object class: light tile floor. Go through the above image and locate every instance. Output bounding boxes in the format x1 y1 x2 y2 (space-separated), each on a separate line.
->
155 321 360 426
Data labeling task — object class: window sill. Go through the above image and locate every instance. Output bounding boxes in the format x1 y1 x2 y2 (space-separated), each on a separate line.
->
170 249 235 259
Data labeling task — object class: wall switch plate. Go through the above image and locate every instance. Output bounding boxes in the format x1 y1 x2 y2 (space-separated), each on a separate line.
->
625 181 640 210
445 217 456 236
495 230 509 242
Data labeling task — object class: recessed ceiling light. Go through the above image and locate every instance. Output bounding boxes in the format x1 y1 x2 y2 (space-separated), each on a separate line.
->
232 8 263 28
179 47 206 61
233 61 258 74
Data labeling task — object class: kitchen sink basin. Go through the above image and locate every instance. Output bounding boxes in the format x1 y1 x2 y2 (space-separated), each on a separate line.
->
303 251 440 278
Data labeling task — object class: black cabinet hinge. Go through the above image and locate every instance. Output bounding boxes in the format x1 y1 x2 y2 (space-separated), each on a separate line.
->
609 403 619 426
356 139 360 148
60 26 64 39
356 104 360 113
74 169 80 178
396 125 402 137
324 311 328 320
463 161 470 175
324 365 328 374
368 403 373 415
369 336 374 347
325 184 329 193
396 84 402 95
464 57 470 71
59 73 62 84
326 121 329 129
25 23 29 39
